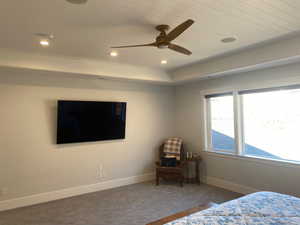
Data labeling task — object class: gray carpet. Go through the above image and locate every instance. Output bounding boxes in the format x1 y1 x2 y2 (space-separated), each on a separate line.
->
0 181 242 225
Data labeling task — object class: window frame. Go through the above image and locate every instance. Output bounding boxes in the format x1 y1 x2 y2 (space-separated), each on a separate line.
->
203 84 300 166
205 93 236 154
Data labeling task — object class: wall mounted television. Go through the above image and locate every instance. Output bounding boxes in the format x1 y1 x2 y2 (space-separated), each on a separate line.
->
57 100 126 144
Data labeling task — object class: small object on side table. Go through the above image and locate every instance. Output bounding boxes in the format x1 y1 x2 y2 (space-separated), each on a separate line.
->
185 155 201 184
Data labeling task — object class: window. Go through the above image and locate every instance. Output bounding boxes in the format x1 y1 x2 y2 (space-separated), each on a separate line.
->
205 85 300 163
243 89 300 162
209 95 235 152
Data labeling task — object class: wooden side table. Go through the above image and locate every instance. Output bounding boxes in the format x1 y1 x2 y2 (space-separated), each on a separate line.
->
185 157 201 184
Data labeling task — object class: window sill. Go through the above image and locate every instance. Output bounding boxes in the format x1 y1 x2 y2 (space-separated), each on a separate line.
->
203 150 300 169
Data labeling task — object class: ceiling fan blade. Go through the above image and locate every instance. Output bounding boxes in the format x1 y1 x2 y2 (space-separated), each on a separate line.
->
168 43 192 55
111 43 156 48
164 19 194 42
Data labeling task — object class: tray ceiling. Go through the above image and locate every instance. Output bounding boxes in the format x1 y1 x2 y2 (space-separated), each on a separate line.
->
1 0 300 74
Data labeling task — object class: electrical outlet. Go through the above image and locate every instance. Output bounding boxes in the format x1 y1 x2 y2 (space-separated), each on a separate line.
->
99 164 104 179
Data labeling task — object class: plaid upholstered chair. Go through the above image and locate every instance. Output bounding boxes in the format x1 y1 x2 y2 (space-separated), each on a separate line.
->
156 138 186 187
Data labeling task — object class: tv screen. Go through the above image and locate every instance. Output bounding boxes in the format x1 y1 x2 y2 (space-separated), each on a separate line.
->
57 100 126 144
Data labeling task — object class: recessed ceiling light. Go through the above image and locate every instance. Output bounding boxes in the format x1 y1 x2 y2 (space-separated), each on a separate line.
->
110 51 118 57
221 37 237 43
40 39 50 47
35 33 54 47
161 60 167 64
66 0 88 4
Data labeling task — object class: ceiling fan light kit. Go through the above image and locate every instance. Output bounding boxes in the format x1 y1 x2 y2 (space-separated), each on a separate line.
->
111 19 194 56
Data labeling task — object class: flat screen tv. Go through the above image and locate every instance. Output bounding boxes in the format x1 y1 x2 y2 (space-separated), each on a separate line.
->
57 100 126 144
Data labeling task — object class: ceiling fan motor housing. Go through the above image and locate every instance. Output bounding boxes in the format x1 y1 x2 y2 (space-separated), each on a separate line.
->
156 25 170 48
156 36 169 48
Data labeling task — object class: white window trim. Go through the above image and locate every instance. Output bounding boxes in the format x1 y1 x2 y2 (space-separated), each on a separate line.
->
204 91 236 154
201 84 300 168
233 92 245 155
204 97 211 151
203 150 300 169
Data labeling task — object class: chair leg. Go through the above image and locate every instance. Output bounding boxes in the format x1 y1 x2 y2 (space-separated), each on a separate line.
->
156 174 159 186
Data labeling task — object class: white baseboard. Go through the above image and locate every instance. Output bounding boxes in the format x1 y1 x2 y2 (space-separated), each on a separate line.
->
0 173 155 212
0 174 258 212
204 176 259 195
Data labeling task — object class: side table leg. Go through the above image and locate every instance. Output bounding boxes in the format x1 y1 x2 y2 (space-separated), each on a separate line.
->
196 160 200 185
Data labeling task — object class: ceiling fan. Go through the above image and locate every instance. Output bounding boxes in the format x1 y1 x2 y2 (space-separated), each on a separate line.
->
111 19 194 56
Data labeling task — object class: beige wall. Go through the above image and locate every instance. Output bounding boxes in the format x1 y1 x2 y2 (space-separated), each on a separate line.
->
175 62 300 197
2 61 300 202
0 70 175 201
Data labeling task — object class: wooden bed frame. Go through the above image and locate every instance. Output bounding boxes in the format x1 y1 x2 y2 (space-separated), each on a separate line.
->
146 202 217 225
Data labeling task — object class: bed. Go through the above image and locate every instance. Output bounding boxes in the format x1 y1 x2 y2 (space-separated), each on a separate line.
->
166 191 300 225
